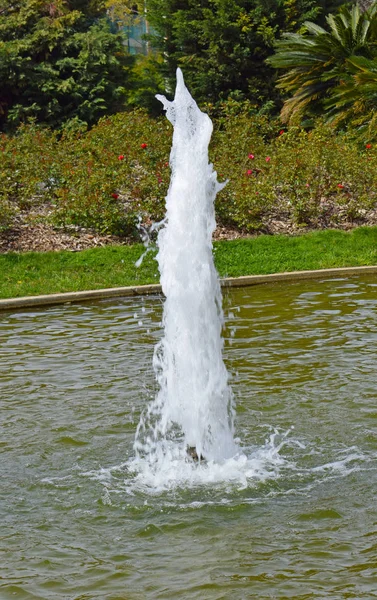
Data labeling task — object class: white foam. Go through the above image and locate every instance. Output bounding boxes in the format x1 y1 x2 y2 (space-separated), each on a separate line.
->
128 429 291 494
133 69 236 473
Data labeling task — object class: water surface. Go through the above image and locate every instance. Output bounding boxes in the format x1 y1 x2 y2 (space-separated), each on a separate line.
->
1 275 377 598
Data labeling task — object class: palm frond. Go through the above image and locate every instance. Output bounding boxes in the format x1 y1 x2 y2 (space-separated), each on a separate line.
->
269 3 377 126
326 14 343 43
351 4 361 39
303 22 327 36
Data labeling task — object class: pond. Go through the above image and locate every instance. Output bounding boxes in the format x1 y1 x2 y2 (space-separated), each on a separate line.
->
1 275 377 599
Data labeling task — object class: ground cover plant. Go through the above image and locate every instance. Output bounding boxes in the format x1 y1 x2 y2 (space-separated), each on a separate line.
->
1 108 377 240
2 227 377 299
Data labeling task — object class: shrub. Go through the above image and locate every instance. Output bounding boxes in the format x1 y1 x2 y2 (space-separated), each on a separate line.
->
1 109 376 237
0 124 60 229
53 110 172 235
212 116 377 230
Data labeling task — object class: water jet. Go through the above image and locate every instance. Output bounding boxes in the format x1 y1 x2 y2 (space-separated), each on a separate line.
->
134 69 237 469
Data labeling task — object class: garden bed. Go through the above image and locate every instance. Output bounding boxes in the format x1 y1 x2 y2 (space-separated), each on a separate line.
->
1 200 377 254
2 111 377 251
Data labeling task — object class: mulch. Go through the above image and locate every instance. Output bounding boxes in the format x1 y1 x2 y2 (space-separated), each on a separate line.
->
1 199 377 254
0 223 129 253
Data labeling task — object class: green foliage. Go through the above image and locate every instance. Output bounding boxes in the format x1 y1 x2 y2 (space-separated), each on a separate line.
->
0 0 134 131
0 110 172 235
145 0 352 109
127 54 167 115
1 109 377 237
213 117 377 230
268 2 377 125
0 0 357 129
325 54 377 137
52 110 172 234
0 123 59 229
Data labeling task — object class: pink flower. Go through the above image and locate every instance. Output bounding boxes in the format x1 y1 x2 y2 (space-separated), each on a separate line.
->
265 156 271 162
337 184 344 189
248 154 255 159
305 183 310 188
111 193 119 199
246 169 253 176
118 155 125 160
141 143 148 149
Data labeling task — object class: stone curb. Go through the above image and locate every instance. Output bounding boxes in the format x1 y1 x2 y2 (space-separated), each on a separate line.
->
1 265 376 311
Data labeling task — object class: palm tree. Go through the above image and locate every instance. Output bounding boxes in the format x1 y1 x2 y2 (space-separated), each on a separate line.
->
326 54 377 137
267 3 377 124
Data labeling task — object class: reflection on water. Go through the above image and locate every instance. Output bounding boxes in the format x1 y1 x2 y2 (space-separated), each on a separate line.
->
1 275 377 599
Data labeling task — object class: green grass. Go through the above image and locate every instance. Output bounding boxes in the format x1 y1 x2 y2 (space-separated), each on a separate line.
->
0 244 159 299
213 226 377 277
1 227 377 299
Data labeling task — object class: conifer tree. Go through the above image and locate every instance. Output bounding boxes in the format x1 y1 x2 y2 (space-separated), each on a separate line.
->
0 0 134 131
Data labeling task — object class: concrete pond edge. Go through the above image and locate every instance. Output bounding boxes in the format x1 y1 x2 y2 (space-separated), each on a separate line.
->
1 265 377 311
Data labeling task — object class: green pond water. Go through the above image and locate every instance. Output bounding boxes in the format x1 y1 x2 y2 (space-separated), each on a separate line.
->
1 275 377 599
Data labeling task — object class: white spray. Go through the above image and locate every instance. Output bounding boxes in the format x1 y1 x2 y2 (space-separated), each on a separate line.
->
134 69 237 470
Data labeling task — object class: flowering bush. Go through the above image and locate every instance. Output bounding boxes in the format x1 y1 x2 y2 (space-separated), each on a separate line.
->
1 108 376 236
26 110 171 235
211 116 377 230
0 123 61 229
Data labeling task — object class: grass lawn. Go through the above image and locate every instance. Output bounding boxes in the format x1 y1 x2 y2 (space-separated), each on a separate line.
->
1 226 377 299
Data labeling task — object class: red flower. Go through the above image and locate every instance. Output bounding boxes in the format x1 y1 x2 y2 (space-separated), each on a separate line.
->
265 156 271 162
246 169 253 176
279 130 285 135
118 155 125 160
141 143 148 149
337 184 344 189
248 153 255 159
111 193 119 199
366 143 372 149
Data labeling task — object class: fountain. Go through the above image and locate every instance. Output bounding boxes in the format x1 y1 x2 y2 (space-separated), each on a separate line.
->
3 69 376 599
133 69 237 468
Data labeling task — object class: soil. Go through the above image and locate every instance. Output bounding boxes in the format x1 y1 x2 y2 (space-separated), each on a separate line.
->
1 199 377 254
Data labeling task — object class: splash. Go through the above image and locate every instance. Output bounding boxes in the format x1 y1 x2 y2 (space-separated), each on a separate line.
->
134 69 237 468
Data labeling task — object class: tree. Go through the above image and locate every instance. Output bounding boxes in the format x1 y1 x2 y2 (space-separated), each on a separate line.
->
105 0 144 28
326 54 377 137
145 0 352 108
0 0 134 131
267 2 377 124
